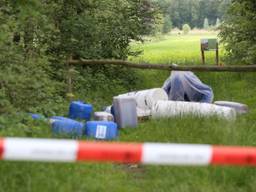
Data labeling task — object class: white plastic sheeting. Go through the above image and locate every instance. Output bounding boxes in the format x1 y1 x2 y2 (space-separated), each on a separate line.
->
162 71 214 103
152 100 236 120
214 101 248 114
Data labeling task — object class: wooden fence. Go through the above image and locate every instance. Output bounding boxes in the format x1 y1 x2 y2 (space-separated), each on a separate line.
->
66 59 256 98
68 59 256 72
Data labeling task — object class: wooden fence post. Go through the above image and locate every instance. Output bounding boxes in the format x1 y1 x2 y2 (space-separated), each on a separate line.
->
216 42 219 66
201 44 205 65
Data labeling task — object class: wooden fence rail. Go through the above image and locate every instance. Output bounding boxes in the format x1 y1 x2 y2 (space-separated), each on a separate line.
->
68 59 256 72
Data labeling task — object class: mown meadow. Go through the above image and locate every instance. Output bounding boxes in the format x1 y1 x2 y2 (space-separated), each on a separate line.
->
1 34 256 192
130 34 222 65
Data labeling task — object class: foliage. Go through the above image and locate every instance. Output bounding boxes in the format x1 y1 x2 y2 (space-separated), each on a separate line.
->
49 0 159 60
0 1 65 115
162 15 173 34
150 12 164 36
219 0 256 64
182 24 191 35
0 0 158 114
153 0 231 29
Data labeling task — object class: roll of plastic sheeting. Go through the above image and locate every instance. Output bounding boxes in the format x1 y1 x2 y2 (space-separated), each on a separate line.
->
135 88 168 110
152 101 236 120
119 88 168 110
214 101 248 114
86 121 118 140
51 117 85 136
94 112 114 121
118 88 168 117
68 101 93 120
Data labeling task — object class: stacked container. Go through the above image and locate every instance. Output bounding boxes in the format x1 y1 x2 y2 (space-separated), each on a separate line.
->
69 101 93 121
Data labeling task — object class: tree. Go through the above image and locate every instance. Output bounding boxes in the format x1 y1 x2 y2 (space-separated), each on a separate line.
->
215 18 221 28
162 15 172 34
0 0 158 113
153 0 231 29
218 0 232 19
219 0 256 64
203 18 209 29
0 1 64 114
182 24 191 34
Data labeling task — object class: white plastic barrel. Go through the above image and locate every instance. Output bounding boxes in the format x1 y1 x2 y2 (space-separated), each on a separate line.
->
118 88 168 117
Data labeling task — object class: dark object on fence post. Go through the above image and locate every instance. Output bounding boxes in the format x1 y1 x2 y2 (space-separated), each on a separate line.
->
200 39 219 66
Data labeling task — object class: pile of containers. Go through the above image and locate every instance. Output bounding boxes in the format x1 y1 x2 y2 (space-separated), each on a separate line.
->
50 101 118 140
29 89 248 141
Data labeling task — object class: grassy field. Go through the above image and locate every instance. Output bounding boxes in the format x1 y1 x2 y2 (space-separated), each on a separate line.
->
131 34 223 65
1 34 256 192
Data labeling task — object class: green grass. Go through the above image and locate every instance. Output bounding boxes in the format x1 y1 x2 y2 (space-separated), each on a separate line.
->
1 34 256 192
131 34 223 65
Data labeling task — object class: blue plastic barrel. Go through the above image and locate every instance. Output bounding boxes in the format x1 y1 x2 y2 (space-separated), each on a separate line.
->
86 121 118 140
51 116 85 136
68 101 93 121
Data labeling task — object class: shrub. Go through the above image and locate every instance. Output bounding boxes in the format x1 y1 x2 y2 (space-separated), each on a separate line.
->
0 0 157 115
220 0 256 64
182 24 191 35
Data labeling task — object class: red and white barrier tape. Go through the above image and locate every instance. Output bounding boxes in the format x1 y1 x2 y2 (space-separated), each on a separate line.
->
0 138 256 166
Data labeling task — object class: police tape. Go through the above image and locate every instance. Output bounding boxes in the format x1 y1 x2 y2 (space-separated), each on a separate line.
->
0 137 256 166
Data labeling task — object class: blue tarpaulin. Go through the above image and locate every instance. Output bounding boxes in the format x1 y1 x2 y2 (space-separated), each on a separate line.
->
162 71 214 103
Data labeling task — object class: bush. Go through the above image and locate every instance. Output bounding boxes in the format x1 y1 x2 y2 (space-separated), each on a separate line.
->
182 24 191 35
0 1 157 115
0 45 66 115
220 0 256 64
